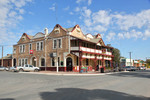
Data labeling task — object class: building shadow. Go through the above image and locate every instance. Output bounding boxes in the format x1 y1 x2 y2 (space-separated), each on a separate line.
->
0 99 14 100
40 88 149 100
111 70 150 79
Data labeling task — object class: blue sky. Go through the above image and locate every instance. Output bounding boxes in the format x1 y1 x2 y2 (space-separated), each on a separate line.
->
0 0 150 60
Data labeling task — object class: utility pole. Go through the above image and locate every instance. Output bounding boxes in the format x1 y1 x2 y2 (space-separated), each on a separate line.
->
1 46 3 66
129 52 132 66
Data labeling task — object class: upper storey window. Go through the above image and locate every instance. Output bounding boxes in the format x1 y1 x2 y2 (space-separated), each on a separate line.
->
19 45 25 53
54 28 60 34
36 42 43 51
53 38 62 49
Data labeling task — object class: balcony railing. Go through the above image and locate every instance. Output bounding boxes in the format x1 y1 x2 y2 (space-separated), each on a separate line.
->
71 46 112 56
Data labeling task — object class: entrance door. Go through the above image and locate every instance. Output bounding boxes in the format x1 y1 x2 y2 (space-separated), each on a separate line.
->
13 59 16 67
66 57 73 71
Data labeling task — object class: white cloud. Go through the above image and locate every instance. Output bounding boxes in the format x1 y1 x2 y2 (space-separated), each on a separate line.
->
49 3 56 11
143 30 150 40
92 10 111 26
118 33 124 39
0 0 33 44
69 12 74 15
88 0 92 5
77 7 150 41
76 0 92 5
75 7 80 12
106 32 116 42
93 25 107 32
82 7 92 18
63 6 70 11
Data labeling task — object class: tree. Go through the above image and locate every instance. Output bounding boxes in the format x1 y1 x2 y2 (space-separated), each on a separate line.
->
145 59 150 68
112 48 121 67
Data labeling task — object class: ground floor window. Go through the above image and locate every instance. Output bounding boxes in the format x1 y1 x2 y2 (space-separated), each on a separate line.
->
86 59 89 65
52 58 55 66
19 58 28 66
76 56 78 66
58 57 60 66
41 58 45 66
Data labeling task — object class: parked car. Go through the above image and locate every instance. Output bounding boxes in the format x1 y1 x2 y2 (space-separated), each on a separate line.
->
119 66 136 71
9 66 17 72
0 66 9 71
141 66 146 70
16 64 40 72
137 66 146 70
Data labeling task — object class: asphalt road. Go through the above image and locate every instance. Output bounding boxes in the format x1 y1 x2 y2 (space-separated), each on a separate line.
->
0 70 150 100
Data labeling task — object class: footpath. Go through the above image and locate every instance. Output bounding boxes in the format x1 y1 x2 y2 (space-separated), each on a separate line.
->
19 71 129 76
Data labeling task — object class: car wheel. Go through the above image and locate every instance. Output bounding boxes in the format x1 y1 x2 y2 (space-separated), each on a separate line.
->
19 69 24 72
34 69 39 72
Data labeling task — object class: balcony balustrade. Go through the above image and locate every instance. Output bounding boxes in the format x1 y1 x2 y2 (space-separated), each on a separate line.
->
71 46 112 56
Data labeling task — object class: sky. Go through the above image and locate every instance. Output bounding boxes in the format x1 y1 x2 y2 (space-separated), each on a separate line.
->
0 0 150 60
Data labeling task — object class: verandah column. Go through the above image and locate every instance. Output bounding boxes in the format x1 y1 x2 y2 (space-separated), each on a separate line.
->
94 54 97 71
79 39 82 73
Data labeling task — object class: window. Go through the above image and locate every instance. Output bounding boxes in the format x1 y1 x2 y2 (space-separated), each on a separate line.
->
29 44 32 51
25 59 28 65
22 59 24 66
37 42 39 51
36 42 43 51
52 58 55 66
58 57 60 66
76 57 78 66
53 40 57 49
29 65 33 67
25 64 28 67
19 59 21 66
58 39 62 48
13 48 16 54
19 58 28 66
23 45 25 52
86 59 89 66
41 58 45 66
19 45 25 53
40 42 43 50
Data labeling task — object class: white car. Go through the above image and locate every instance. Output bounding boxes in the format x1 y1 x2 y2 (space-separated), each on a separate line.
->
16 64 40 72
0 66 9 71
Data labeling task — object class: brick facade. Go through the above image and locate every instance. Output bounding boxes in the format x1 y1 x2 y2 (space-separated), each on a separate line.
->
13 24 114 72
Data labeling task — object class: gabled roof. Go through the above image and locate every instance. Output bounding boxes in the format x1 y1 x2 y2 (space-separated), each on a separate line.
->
33 32 45 39
23 33 32 40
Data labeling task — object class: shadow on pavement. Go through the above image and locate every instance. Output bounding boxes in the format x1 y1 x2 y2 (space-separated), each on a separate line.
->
40 88 149 100
0 99 14 100
111 70 150 79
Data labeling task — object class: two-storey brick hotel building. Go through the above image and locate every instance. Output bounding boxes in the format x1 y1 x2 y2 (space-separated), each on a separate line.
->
13 24 113 72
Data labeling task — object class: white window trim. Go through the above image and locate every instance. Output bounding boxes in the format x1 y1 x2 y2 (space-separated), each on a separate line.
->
51 58 55 67
13 48 16 54
58 38 62 48
36 41 43 51
53 39 57 49
18 58 28 66
19 44 25 53
29 43 32 52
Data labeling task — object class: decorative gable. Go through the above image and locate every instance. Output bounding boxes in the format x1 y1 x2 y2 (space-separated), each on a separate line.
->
17 33 31 44
33 32 44 39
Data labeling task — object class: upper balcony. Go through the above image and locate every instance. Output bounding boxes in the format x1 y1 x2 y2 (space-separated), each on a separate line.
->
71 46 112 56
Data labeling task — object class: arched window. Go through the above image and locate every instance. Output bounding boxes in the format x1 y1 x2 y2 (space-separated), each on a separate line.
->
41 58 45 66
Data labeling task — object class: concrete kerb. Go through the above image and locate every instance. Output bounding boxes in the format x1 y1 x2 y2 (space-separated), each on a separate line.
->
18 71 129 76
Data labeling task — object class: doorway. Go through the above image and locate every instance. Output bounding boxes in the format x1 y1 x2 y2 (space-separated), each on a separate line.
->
66 57 73 71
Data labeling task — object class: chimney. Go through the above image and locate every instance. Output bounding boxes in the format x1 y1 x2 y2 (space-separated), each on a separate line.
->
44 28 48 37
